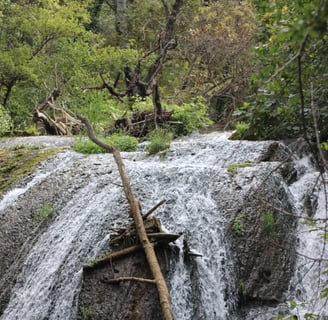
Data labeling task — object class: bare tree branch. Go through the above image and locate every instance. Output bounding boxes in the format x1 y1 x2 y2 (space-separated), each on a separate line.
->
77 114 173 320
103 276 157 284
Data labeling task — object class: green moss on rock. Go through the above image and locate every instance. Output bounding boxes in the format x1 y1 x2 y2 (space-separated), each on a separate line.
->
0 145 60 194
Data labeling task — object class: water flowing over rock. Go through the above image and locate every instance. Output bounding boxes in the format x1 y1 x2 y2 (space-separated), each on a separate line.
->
0 133 327 320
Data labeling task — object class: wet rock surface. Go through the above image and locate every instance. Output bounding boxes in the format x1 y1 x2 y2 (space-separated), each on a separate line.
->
78 248 168 320
0 136 75 149
0 134 318 319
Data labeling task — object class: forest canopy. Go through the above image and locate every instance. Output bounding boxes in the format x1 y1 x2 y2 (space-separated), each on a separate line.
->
0 0 327 146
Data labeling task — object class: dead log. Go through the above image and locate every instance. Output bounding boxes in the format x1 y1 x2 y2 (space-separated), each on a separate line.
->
78 114 174 320
109 217 164 246
143 200 167 219
82 0 185 121
33 87 82 135
84 230 181 271
84 244 144 270
113 110 174 137
102 276 156 285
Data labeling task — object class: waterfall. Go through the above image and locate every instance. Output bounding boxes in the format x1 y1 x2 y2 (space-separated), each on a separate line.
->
286 158 328 319
0 133 327 320
244 155 328 319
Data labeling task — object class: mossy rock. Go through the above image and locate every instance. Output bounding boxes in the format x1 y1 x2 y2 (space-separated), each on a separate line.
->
0 145 60 195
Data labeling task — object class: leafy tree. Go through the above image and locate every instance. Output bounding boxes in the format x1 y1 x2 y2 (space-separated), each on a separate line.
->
0 0 94 128
239 0 328 141
172 0 256 123
85 0 256 126
0 0 257 133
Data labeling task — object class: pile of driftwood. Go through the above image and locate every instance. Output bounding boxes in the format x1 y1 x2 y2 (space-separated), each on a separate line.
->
32 87 82 135
84 215 181 272
32 87 175 137
112 110 174 137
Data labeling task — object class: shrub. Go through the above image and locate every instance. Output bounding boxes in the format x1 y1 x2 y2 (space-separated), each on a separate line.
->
0 105 13 136
262 211 276 239
35 204 54 223
231 214 246 237
146 129 173 155
170 97 213 136
73 134 138 154
230 121 250 140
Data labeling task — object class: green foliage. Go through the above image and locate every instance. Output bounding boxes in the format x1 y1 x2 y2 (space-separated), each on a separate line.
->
173 0 256 122
262 211 276 238
73 134 138 154
273 300 319 319
0 0 95 129
35 204 55 223
0 146 59 194
227 162 253 176
0 105 12 136
25 124 40 136
240 0 328 140
231 214 247 237
233 122 250 140
238 278 246 299
321 141 328 151
304 313 320 319
0 0 256 132
321 287 328 299
146 129 173 155
170 97 213 136
81 306 93 320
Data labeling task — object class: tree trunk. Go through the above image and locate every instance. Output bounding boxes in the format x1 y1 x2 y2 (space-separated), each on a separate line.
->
115 0 128 47
77 114 173 320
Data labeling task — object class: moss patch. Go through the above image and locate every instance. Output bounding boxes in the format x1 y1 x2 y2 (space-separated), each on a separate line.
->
0 145 60 194
227 162 253 176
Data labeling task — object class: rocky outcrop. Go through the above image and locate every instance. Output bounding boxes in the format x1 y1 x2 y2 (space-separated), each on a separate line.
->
0 134 315 319
211 141 299 311
78 249 168 320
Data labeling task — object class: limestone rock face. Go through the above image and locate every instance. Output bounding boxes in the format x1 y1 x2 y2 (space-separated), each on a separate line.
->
0 134 315 319
78 250 166 320
211 141 299 306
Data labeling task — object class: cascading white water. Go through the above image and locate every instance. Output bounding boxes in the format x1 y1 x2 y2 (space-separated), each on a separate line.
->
0 151 81 215
286 158 328 319
244 155 328 320
0 132 327 320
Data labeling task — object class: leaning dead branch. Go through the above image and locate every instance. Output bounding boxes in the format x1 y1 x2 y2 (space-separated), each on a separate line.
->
78 113 175 320
84 244 144 270
143 200 167 219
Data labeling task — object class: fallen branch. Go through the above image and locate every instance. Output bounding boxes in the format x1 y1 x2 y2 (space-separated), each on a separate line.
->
77 113 174 320
97 232 181 268
102 276 156 285
84 244 144 270
143 199 167 219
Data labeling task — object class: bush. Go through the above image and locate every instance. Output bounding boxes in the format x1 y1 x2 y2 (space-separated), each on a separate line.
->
73 134 138 154
146 129 173 155
170 97 213 136
0 105 13 136
35 204 55 223
230 121 250 140
262 211 276 239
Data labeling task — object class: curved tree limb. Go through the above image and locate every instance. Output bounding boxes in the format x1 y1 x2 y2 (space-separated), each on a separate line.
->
77 113 173 320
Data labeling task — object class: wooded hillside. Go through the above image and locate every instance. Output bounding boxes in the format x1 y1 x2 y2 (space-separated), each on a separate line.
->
0 0 327 148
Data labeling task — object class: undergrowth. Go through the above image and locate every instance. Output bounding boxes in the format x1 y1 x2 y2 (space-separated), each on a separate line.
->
146 129 173 155
73 134 138 154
